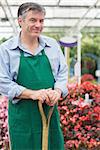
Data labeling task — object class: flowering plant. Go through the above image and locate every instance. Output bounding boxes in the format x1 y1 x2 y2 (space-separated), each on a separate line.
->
0 96 9 150
58 81 100 149
81 74 95 83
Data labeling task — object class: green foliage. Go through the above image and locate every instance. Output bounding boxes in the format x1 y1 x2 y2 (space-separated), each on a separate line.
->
81 35 100 57
81 56 97 76
67 34 100 76
0 37 8 44
81 34 100 75
70 46 77 58
43 32 64 41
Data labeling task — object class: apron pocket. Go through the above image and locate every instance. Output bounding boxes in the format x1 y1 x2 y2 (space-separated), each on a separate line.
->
9 132 33 150
8 116 31 133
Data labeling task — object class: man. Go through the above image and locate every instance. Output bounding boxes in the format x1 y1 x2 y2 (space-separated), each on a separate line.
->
0 2 68 150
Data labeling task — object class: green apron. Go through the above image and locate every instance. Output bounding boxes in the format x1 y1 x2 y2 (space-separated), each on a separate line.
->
8 49 64 150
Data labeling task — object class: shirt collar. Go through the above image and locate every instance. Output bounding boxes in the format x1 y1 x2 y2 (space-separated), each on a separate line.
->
39 35 51 48
10 33 51 50
9 34 20 50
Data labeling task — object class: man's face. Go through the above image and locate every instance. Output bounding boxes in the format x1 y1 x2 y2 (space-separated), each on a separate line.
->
18 10 45 38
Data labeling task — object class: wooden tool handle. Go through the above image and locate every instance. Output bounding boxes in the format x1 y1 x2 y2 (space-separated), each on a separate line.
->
38 101 54 150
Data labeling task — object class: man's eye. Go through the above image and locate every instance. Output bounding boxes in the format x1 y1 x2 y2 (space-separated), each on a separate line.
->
30 19 35 22
40 20 44 23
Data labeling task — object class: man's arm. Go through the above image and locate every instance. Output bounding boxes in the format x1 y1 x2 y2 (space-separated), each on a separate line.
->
17 89 50 103
54 42 68 98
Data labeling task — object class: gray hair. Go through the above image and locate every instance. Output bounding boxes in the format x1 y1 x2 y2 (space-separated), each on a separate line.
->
17 2 46 18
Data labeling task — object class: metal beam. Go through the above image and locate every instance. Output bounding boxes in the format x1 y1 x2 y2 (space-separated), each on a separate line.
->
66 0 100 35
1 4 100 8
0 0 18 35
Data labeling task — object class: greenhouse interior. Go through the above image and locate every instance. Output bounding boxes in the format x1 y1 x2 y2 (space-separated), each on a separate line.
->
0 0 100 150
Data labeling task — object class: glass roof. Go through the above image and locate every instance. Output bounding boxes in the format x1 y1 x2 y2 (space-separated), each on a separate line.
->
0 0 100 39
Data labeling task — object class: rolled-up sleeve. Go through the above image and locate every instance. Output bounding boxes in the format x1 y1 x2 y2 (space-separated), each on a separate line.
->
0 45 26 101
54 42 68 97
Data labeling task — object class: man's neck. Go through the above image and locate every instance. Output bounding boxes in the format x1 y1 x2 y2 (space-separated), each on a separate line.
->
20 32 39 54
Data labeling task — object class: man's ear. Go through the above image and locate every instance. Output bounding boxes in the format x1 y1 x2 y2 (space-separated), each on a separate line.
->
18 16 22 27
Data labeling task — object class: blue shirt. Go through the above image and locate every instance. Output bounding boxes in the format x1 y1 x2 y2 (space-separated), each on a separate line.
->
0 33 68 103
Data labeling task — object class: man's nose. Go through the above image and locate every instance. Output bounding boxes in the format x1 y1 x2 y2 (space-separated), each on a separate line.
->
35 21 41 27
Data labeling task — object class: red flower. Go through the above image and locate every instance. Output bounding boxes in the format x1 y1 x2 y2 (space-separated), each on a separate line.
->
59 80 100 149
81 74 95 83
85 125 91 130
94 106 100 113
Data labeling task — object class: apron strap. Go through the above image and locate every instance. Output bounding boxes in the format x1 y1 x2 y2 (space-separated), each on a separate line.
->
41 49 45 55
19 49 24 56
19 47 45 57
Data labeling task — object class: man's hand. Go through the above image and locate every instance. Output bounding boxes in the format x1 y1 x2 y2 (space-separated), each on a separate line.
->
30 89 50 103
45 88 62 106
17 89 49 103
17 88 61 105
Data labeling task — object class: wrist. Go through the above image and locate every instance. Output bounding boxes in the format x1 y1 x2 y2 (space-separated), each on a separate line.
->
29 90 37 100
55 88 62 96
